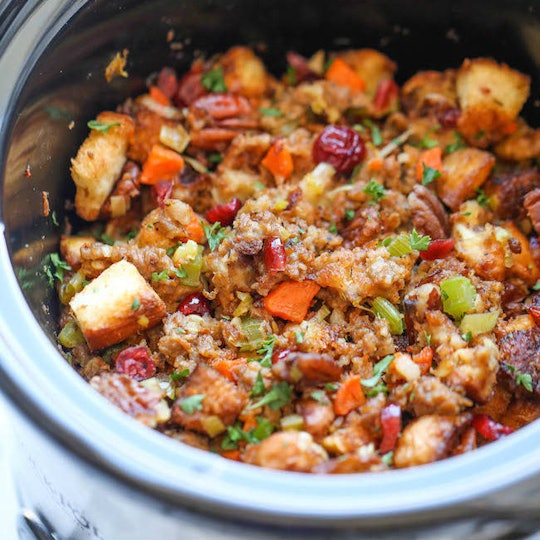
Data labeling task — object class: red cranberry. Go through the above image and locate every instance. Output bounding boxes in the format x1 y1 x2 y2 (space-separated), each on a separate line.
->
528 305 540 327
115 346 156 381
419 238 455 260
379 403 402 454
312 125 366 173
157 67 178 99
436 108 461 129
263 236 286 273
151 179 174 208
205 198 242 226
373 79 399 111
271 349 292 365
178 292 211 316
472 414 514 441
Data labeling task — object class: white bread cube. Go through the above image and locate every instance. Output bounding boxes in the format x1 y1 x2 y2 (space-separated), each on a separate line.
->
71 112 134 221
456 58 530 145
60 235 96 270
70 259 166 351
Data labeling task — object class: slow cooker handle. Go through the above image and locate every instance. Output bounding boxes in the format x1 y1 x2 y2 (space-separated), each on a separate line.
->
18 509 60 540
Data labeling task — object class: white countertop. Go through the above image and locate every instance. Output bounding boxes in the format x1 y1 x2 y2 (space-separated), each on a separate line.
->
0 401 22 540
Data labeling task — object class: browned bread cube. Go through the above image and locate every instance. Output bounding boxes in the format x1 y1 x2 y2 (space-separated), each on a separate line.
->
71 112 134 221
70 259 166 351
60 235 96 270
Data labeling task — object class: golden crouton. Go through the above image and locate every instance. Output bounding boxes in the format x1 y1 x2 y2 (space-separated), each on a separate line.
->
437 147 495 210
60 235 96 270
70 259 166 351
456 58 530 146
71 112 134 221
219 46 271 98
401 69 457 115
336 49 396 94
494 122 540 161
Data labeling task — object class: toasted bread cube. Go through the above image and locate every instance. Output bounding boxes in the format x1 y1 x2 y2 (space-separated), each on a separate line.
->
456 58 530 145
437 147 494 211
219 46 270 98
336 49 396 94
70 259 166 351
71 112 134 221
494 122 540 161
500 221 539 286
453 223 505 281
401 69 457 115
60 235 96 270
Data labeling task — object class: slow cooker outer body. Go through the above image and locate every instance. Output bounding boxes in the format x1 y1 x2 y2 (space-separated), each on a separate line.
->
3 0 540 538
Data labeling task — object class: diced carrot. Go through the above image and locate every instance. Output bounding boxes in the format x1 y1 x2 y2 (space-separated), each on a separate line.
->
416 146 442 181
367 158 383 172
261 142 294 179
501 121 518 135
140 144 185 185
242 415 258 432
333 375 365 416
412 346 433 375
212 358 247 382
184 207 205 244
220 449 241 461
149 85 171 106
325 58 366 92
263 280 320 323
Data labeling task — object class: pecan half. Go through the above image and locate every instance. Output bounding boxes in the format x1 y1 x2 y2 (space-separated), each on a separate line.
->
524 188 540 234
408 185 449 240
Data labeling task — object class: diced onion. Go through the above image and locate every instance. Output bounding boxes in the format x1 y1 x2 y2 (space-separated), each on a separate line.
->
440 276 476 320
239 317 266 352
460 311 499 336
159 124 191 154
372 297 404 335
110 195 128 218
280 414 304 431
201 415 226 437
233 292 253 318
58 320 85 348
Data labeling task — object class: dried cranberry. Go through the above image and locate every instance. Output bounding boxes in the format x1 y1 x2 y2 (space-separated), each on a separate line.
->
312 125 366 173
472 414 514 441
271 349 292 365
379 403 402 454
263 236 286 273
191 93 251 120
419 238 455 260
436 108 461 129
157 67 178 99
151 179 174 208
205 198 242 226
528 305 540 327
115 346 156 381
178 292 211 316
373 79 399 111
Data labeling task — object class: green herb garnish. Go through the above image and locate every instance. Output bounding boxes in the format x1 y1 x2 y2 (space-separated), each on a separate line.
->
131 297 140 310
421 164 442 186
170 369 190 381
345 209 355 221
475 188 490 208
363 119 383 146
445 131 466 154
310 390 329 404
260 107 283 117
179 394 205 414
87 119 121 133
204 222 229 251
361 354 395 388
151 270 170 282
44 253 72 287
363 179 386 204
257 335 276 368
250 371 266 397
248 381 292 410
201 67 227 93
409 229 431 251
207 152 223 164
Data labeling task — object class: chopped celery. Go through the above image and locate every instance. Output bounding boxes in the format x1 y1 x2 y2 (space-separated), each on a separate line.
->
172 240 203 287
239 317 266 352
59 270 87 304
280 414 304 431
233 292 253 317
385 234 412 257
460 311 499 337
440 276 476 320
372 297 404 335
58 320 85 348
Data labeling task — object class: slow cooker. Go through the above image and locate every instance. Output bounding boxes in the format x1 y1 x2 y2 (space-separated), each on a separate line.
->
2 1 540 538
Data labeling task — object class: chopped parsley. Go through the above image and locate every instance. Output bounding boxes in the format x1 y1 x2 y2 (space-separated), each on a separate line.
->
310 390 329 404
250 371 266 396
44 253 71 287
151 270 170 282
51 211 59 227
260 107 283 117
409 229 431 251
363 119 383 146
131 297 140 310
329 221 338 234
445 131 466 154
418 135 439 149
424 330 432 346
381 451 394 466
170 368 190 381
461 331 473 343
201 67 227 93
204 222 229 251
365 383 388 397
87 119 121 133
345 209 355 221
173 266 188 279
363 179 386 204
421 164 442 186
286 65 297 86
361 354 394 388
207 152 223 164
248 381 292 410
166 242 182 257
324 382 339 392
532 281 540 291
179 394 205 414
221 417 275 450
505 363 533 392
294 330 305 344
256 335 276 368
99 232 115 246
475 188 490 208
126 227 139 240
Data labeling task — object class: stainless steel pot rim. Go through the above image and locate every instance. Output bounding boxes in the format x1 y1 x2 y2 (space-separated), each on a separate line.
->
1 236 540 522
